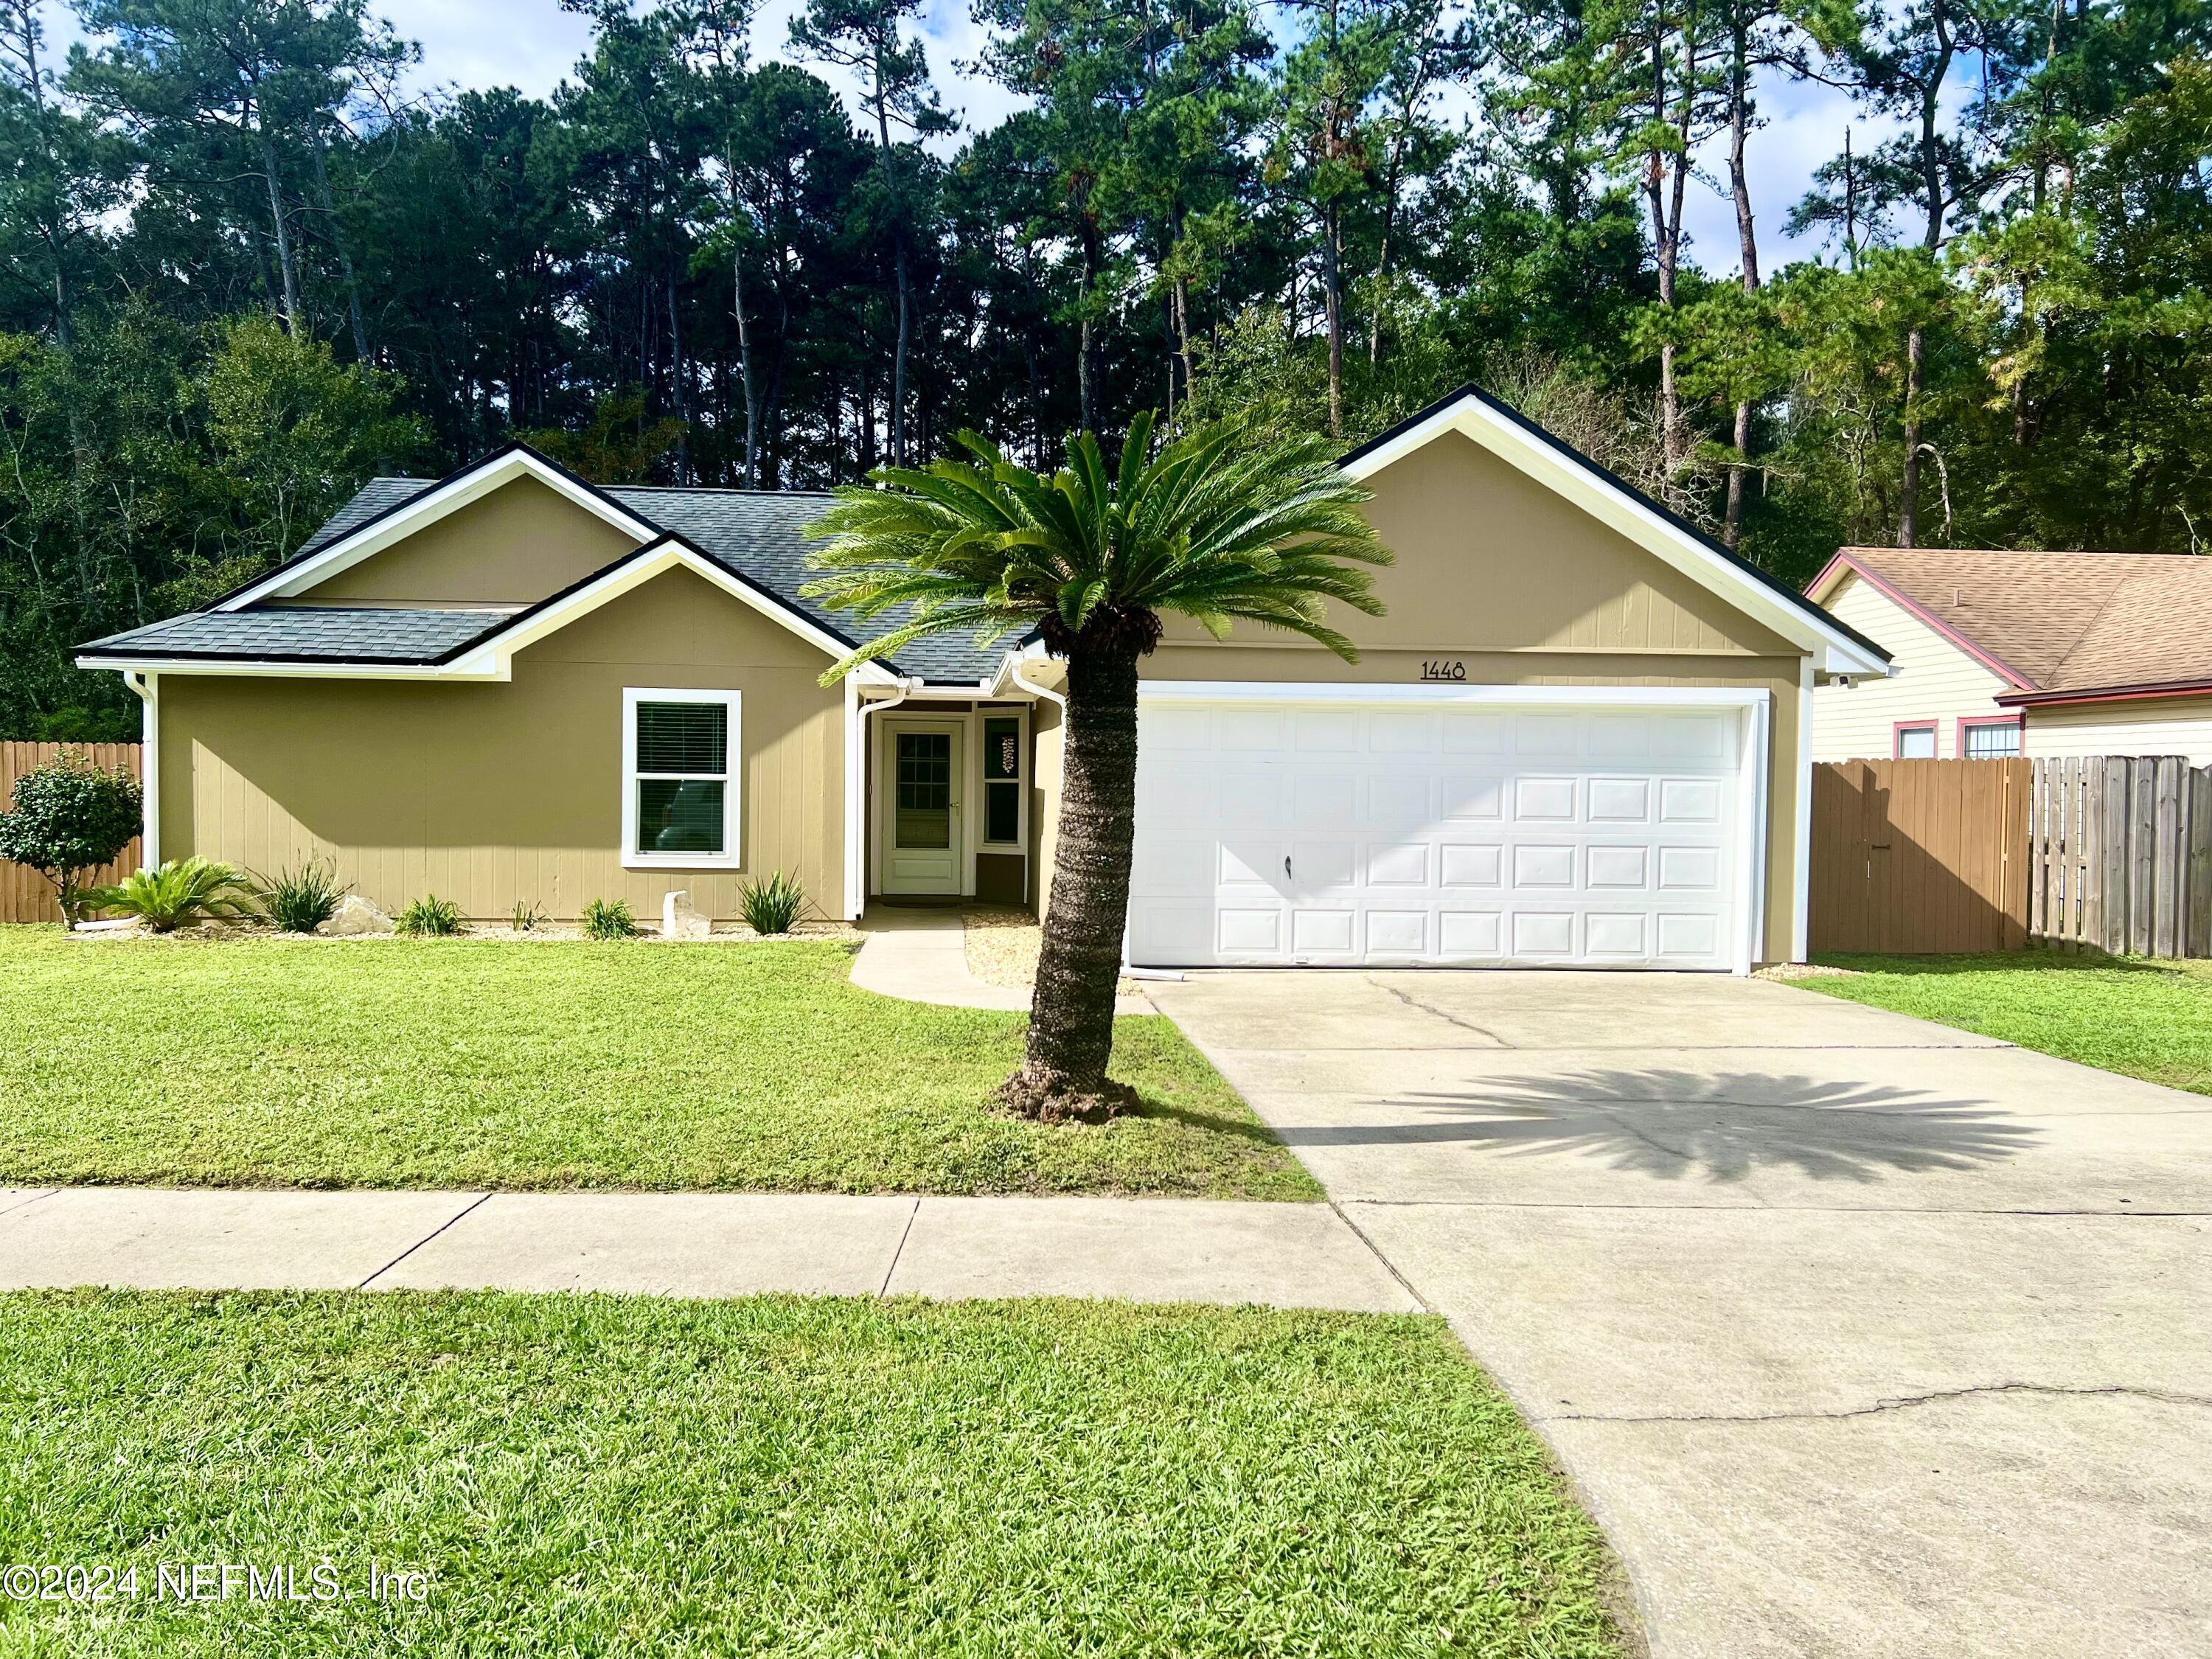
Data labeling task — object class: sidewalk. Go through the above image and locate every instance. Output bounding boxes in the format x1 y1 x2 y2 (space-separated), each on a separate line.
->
849 907 1152 1015
0 1186 1415 1311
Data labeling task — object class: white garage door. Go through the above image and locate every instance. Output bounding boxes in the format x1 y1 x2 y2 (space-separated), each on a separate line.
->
1127 689 1757 970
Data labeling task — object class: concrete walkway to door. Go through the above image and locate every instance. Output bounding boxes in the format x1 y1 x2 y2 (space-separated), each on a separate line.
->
1147 969 2212 1659
851 906 1152 1015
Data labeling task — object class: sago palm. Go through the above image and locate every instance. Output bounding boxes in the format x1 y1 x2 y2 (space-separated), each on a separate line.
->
84 856 260 933
806 413 1389 1121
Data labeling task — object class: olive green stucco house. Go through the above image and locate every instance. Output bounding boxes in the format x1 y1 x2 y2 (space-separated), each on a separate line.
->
77 386 1890 971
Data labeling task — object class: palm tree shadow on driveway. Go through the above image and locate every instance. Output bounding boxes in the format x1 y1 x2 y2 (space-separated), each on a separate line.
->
1274 1071 2039 1184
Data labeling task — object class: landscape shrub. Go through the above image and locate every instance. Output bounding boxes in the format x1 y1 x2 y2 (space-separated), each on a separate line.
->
396 894 463 936
582 897 637 939
83 858 258 933
261 858 348 933
0 751 142 925
738 871 804 936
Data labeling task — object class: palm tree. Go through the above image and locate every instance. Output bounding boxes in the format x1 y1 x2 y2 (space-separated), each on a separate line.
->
805 412 1390 1122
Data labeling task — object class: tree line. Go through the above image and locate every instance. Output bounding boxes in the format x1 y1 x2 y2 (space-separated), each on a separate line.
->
2 0 2208 737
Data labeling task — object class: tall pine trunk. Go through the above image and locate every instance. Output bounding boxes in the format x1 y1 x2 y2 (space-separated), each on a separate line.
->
1005 630 1147 1121
1723 18 1759 550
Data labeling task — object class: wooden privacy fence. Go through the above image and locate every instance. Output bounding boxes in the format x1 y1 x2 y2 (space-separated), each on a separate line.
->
1809 759 2031 954
0 742 143 925
2028 756 2212 958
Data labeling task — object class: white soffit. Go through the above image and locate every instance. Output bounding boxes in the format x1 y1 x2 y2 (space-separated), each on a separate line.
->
1340 393 1891 678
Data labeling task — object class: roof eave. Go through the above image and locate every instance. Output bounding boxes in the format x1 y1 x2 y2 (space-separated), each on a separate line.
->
1999 677 2212 708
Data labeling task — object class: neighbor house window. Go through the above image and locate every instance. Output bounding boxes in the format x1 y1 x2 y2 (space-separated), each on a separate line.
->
1960 717 2023 759
1894 723 1937 759
622 689 741 867
981 713 1025 847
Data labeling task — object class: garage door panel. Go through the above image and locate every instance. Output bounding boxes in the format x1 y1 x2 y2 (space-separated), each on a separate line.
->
1290 909 1356 954
1440 844 1504 887
1514 776 1578 821
1366 910 1428 954
1512 844 1576 888
1439 910 1505 956
1131 695 1744 970
1366 842 1430 886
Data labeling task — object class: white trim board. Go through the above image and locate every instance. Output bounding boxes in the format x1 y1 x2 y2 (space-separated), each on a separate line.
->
1339 391 1891 680
215 449 662 612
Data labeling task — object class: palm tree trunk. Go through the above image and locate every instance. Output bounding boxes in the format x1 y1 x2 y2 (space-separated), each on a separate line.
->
1004 638 1144 1121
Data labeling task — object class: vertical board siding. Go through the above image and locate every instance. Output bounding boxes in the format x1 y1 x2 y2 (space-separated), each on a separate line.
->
2025 754 2212 959
0 742 144 923
1807 758 2029 954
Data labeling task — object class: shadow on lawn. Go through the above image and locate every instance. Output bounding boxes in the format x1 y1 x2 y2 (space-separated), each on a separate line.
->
1279 1069 2039 1184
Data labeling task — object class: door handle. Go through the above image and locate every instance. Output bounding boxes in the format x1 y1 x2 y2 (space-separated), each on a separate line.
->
1284 855 1293 879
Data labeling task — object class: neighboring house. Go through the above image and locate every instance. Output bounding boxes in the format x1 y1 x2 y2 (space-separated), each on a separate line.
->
76 386 1887 971
1808 546 2212 765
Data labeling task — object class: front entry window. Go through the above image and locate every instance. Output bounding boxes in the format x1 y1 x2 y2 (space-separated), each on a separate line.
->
895 731 952 849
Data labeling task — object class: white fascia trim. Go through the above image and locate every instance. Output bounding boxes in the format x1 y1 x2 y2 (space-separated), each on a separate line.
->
218 450 663 612
1137 681 1772 710
1792 658 1815 962
78 655 467 680
1340 394 1890 679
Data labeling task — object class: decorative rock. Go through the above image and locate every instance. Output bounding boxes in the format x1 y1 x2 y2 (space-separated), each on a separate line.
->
319 894 394 936
73 917 142 934
661 889 712 940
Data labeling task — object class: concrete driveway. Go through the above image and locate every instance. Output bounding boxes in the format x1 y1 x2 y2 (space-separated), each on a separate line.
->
1146 970 2212 1659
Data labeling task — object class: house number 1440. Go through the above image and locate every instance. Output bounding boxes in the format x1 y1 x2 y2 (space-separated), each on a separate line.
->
1419 659 1467 681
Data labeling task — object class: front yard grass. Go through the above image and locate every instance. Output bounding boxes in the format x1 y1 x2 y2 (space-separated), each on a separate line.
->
0 1290 1631 1658
0 931 1313 1198
1806 950 2212 1094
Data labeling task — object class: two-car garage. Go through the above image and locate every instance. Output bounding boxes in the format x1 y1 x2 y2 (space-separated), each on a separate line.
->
1126 684 1770 972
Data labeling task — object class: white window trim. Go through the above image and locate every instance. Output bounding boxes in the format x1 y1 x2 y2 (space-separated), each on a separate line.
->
622 687 742 870
975 704 1030 852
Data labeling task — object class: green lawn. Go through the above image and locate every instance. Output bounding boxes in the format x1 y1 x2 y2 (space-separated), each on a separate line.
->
0 1291 1630 1658
0 931 1313 1198
1806 950 2212 1094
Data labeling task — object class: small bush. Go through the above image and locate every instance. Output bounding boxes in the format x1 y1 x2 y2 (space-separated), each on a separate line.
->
261 858 348 933
582 897 638 940
738 870 805 936
0 751 143 924
83 858 258 933
396 894 463 936
510 898 548 933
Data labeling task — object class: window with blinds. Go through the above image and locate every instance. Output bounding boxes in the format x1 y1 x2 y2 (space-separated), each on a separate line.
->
624 689 740 865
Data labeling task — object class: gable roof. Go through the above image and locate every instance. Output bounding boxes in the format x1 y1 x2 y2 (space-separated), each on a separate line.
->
1808 546 2212 703
1341 384 1892 677
97 445 1014 684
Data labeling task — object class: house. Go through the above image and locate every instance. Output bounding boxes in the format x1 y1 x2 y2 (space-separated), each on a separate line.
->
1808 546 2212 765
75 386 1888 972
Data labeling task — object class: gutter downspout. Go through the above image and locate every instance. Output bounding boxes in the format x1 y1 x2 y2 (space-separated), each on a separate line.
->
125 670 158 874
851 677 918 919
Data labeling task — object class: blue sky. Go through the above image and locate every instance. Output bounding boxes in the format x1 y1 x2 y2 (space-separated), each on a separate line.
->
38 0 1909 274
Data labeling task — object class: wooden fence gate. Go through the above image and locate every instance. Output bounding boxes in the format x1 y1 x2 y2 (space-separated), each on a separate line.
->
2027 756 2212 958
0 742 143 925
1809 759 2031 954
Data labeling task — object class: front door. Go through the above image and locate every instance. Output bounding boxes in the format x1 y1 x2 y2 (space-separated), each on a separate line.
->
880 720 964 894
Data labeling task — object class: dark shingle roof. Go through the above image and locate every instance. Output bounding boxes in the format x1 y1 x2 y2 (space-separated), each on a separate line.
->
87 470 1013 684
78 607 509 663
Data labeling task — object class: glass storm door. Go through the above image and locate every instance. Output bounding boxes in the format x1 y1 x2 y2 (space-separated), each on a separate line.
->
883 721 963 894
